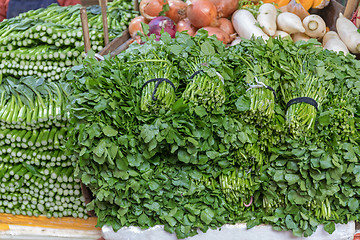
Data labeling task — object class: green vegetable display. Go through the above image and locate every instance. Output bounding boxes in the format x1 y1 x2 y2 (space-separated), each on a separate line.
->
65 32 359 238
0 0 138 81
19 0 136 35
0 76 87 218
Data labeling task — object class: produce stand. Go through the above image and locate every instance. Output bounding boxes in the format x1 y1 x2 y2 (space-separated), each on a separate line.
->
1 0 360 239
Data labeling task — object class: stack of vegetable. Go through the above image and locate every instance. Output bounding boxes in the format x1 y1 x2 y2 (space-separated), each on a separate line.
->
0 76 87 218
0 0 138 81
65 31 360 239
18 0 137 38
130 0 360 57
231 3 360 55
128 0 238 44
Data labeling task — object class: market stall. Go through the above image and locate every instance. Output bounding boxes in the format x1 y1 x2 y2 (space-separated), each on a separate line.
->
0 0 360 239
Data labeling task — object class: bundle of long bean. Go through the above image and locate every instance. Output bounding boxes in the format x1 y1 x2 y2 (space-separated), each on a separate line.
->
18 0 137 35
0 76 87 218
0 0 138 81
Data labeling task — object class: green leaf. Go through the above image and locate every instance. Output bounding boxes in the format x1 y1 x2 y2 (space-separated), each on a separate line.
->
238 132 248 144
108 144 119 161
184 204 200 215
165 215 177 227
263 216 279 223
320 153 333 169
285 215 297 229
206 151 219 159
87 123 102 139
148 138 157 152
293 229 303 237
149 181 160 191
318 112 331 126
288 190 307 205
194 106 207 117
93 139 107 157
116 156 128 171
285 174 300 185
348 198 359 212
127 154 143 167
94 99 108 112
235 96 250 112
81 173 91 184
144 202 160 211
200 41 215 56
309 217 319 227
102 125 118 137
292 148 306 157
189 170 202 180
66 71 74 80
273 170 285 182
200 208 214 225
178 150 191 163
94 154 106 164
168 45 183 56
138 213 150 226
323 222 335 234
171 97 187 111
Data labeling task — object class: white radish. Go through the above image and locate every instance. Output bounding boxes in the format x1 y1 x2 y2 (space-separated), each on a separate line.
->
277 12 305 34
323 31 349 54
257 3 277 36
274 30 290 38
232 9 269 41
336 13 360 54
291 32 310 42
302 15 326 39
230 36 242 46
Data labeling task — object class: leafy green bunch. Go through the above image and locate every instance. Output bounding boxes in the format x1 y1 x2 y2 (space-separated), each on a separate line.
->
65 33 360 239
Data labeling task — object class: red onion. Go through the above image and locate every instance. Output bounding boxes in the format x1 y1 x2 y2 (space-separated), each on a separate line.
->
148 16 177 40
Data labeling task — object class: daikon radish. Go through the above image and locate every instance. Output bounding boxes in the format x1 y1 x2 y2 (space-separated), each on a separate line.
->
291 32 310 42
274 30 290 38
302 15 326 39
336 13 360 53
323 31 349 54
257 3 277 36
232 9 269 41
277 12 305 34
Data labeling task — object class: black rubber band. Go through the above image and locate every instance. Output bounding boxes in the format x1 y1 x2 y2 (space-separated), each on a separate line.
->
141 78 176 101
286 97 318 111
265 85 276 99
151 78 176 101
189 70 204 79
141 78 164 91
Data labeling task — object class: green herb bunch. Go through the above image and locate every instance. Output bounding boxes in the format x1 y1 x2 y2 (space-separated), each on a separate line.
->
65 33 360 239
